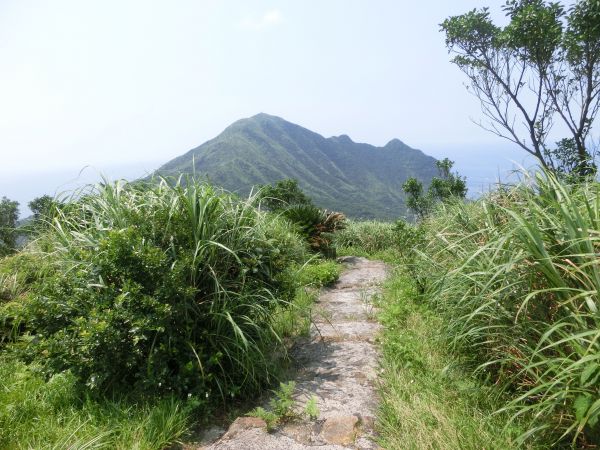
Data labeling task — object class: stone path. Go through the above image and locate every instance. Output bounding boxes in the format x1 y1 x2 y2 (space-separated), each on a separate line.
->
201 256 388 450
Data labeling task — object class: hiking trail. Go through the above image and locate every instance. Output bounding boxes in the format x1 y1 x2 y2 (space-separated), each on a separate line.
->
200 256 388 450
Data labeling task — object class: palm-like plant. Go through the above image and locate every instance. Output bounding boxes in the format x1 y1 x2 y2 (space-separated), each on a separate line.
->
281 204 346 257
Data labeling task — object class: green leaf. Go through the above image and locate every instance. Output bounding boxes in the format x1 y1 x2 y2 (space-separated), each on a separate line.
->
580 363 600 387
574 394 592 422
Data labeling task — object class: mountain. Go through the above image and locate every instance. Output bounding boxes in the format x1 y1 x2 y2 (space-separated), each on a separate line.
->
155 113 439 219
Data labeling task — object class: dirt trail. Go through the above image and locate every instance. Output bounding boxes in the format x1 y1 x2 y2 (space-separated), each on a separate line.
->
201 256 388 450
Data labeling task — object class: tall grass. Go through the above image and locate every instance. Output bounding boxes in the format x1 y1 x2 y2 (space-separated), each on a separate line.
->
334 220 397 254
2 176 307 399
377 268 525 449
0 176 344 448
419 171 600 446
0 357 191 450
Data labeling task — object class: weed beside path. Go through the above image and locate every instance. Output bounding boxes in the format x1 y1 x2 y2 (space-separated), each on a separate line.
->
376 264 534 450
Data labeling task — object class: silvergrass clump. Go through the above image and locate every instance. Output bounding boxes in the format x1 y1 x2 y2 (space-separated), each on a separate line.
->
333 220 397 254
1 176 306 400
419 170 600 446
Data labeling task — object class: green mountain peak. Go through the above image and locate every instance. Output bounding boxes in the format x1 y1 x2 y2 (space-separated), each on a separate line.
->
155 114 438 219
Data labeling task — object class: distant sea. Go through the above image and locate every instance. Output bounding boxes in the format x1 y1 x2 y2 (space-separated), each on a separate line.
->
425 142 539 198
1 161 162 219
2 142 538 219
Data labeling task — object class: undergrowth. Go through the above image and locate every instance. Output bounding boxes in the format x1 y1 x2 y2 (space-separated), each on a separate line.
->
417 172 600 446
0 177 341 449
377 267 528 449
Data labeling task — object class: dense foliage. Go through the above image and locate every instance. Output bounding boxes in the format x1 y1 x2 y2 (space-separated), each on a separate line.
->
0 197 19 256
259 179 314 211
28 194 60 223
1 178 307 400
403 158 467 219
281 204 346 257
257 179 346 257
412 172 600 446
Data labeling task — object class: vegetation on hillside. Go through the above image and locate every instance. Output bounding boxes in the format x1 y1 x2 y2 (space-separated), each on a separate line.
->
0 177 344 449
155 113 439 219
0 197 19 257
415 171 600 446
347 170 600 448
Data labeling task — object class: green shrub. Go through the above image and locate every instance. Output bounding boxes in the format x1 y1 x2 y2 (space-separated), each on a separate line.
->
418 171 600 446
258 179 313 212
0 253 52 347
304 395 319 420
333 220 396 254
249 381 297 431
295 260 341 288
3 177 306 401
281 204 346 257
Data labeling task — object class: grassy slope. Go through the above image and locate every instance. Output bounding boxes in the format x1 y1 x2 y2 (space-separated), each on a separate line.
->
376 263 529 449
337 227 530 449
157 113 438 219
0 259 340 450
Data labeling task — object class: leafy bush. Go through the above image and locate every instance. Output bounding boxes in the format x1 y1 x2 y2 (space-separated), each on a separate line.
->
2 177 306 400
403 158 467 219
259 179 313 212
281 204 346 257
418 171 600 446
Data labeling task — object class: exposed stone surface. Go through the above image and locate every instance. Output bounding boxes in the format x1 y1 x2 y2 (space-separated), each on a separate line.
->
221 417 267 440
202 256 387 450
321 416 359 445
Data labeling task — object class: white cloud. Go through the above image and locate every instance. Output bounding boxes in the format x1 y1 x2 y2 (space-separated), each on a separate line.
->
240 9 282 30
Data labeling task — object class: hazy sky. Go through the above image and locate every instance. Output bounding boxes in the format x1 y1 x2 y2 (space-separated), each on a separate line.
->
1 0 534 213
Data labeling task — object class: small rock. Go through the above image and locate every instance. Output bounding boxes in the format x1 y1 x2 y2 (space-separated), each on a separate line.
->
221 417 267 440
320 415 359 445
359 415 376 432
280 422 315 445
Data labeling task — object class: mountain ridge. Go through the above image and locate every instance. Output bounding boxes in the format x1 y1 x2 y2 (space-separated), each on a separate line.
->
156 113 439 219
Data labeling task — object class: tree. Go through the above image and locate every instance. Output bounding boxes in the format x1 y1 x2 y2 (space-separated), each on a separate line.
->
259 179 313 211
0 197 19 256
403 159 467 220
441 0 600 177
429 158 468 202
28 195 58 222
402 177 433 220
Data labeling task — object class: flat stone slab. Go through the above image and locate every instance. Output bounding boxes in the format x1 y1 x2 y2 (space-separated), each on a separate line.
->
202 256 387 450
311 321 380 343
321 416 359 445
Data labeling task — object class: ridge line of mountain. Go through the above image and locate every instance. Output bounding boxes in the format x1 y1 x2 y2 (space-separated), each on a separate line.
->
155 113 439 219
